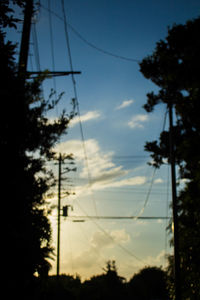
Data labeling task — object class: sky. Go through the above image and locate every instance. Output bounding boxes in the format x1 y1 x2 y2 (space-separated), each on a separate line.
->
9 0 200 280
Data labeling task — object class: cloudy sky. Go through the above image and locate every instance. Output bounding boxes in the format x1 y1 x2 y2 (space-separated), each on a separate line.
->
10 0 200 279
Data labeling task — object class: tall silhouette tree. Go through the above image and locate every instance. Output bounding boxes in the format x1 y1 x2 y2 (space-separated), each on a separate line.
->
1 1 75 297
81 261 126 300
139 17 200 299
128 266 168 300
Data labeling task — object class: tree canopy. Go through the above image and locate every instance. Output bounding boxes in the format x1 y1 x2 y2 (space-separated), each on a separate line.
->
139 17 200 299
29 263 168 300
1 1 75 297
128 267 168 300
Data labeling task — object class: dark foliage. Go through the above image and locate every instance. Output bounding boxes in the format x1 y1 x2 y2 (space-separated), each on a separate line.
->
128 267 168 300
1 1 75 297
34 274 81 300
139 17 200 299
81 261 126 300
28 263 168 300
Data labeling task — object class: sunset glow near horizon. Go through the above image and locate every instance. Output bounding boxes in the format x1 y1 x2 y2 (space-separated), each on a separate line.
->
9 0 200 280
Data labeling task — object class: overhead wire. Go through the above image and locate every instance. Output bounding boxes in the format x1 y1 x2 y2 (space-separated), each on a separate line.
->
132 167 157 220
164 164 170 266
75 200 146 265
66 23 140 63
66 221 74 275
113 155 148 159
76 222 107 270
61 0 98 216
31 5 45 100
163 109 171 266
49 0 149 256
44 1 169 267
31 1 41 71
48 0 58 116
132 106 169 220
40 3 140 63
32 23 41 71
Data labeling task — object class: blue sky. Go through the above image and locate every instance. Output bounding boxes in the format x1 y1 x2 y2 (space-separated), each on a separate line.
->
9 0 200 279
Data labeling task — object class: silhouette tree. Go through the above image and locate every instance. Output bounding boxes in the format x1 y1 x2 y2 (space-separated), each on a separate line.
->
1 1 75 297
81 261 126 300
128 266 168 300
35 274 81 300
139 17 200 299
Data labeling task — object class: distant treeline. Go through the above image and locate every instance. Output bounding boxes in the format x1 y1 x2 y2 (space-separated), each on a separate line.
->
28 262 169 300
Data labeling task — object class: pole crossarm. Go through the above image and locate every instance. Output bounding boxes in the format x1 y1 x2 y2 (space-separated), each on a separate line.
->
26 71 81 78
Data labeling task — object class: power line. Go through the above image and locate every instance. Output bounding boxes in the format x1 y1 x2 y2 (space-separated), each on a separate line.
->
41 3 168 267
75 200 146 265
131 107 169 220
76 222 107 270
164 164 171 267
113 155 148 159
95 189 170 196
67 23 140 63
61 0 97 216
48 0 58 115
40 3 140 63
32 22 41 71
132 167 157 220
69 216 169 220
48 0 56 74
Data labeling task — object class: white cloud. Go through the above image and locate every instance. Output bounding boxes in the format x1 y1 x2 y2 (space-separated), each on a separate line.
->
122 250 167 279
61 229 130 278
89 175 146 192
116 99 134 110
54 139 98 159
111 229 130 244
128 114 148 129
91 229 130 249
145 250 166 266
54 138 125 178
90 231 112 249
54 138 118 177
54 139 146 196
106 176 146 188
62 248 101 274
154 178 163 184
71 174 146 200
70 110 101 127
157 219 164 224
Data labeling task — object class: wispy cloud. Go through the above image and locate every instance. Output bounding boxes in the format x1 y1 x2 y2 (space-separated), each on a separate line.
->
115 99 134 110
54 139 146 196
62 229 130 277
91 229 130 249
89 175 146 191
54 138 126 183
123 249 167 277
128 114 148 129
145 250 166 266
154 178 163 184
70 110 101 127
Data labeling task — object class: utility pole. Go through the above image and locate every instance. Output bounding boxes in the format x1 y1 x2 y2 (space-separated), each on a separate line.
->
56 153 74 277
169 102 181 300
17 0 79 279
57 153 62 277
18 0 34 81
18 1 81 81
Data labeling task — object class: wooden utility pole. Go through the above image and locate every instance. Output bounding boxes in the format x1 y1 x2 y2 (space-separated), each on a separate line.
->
57 153 62 277
18 0 34 80
18 0 81 81
169 102 181 300
17 0 79 279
